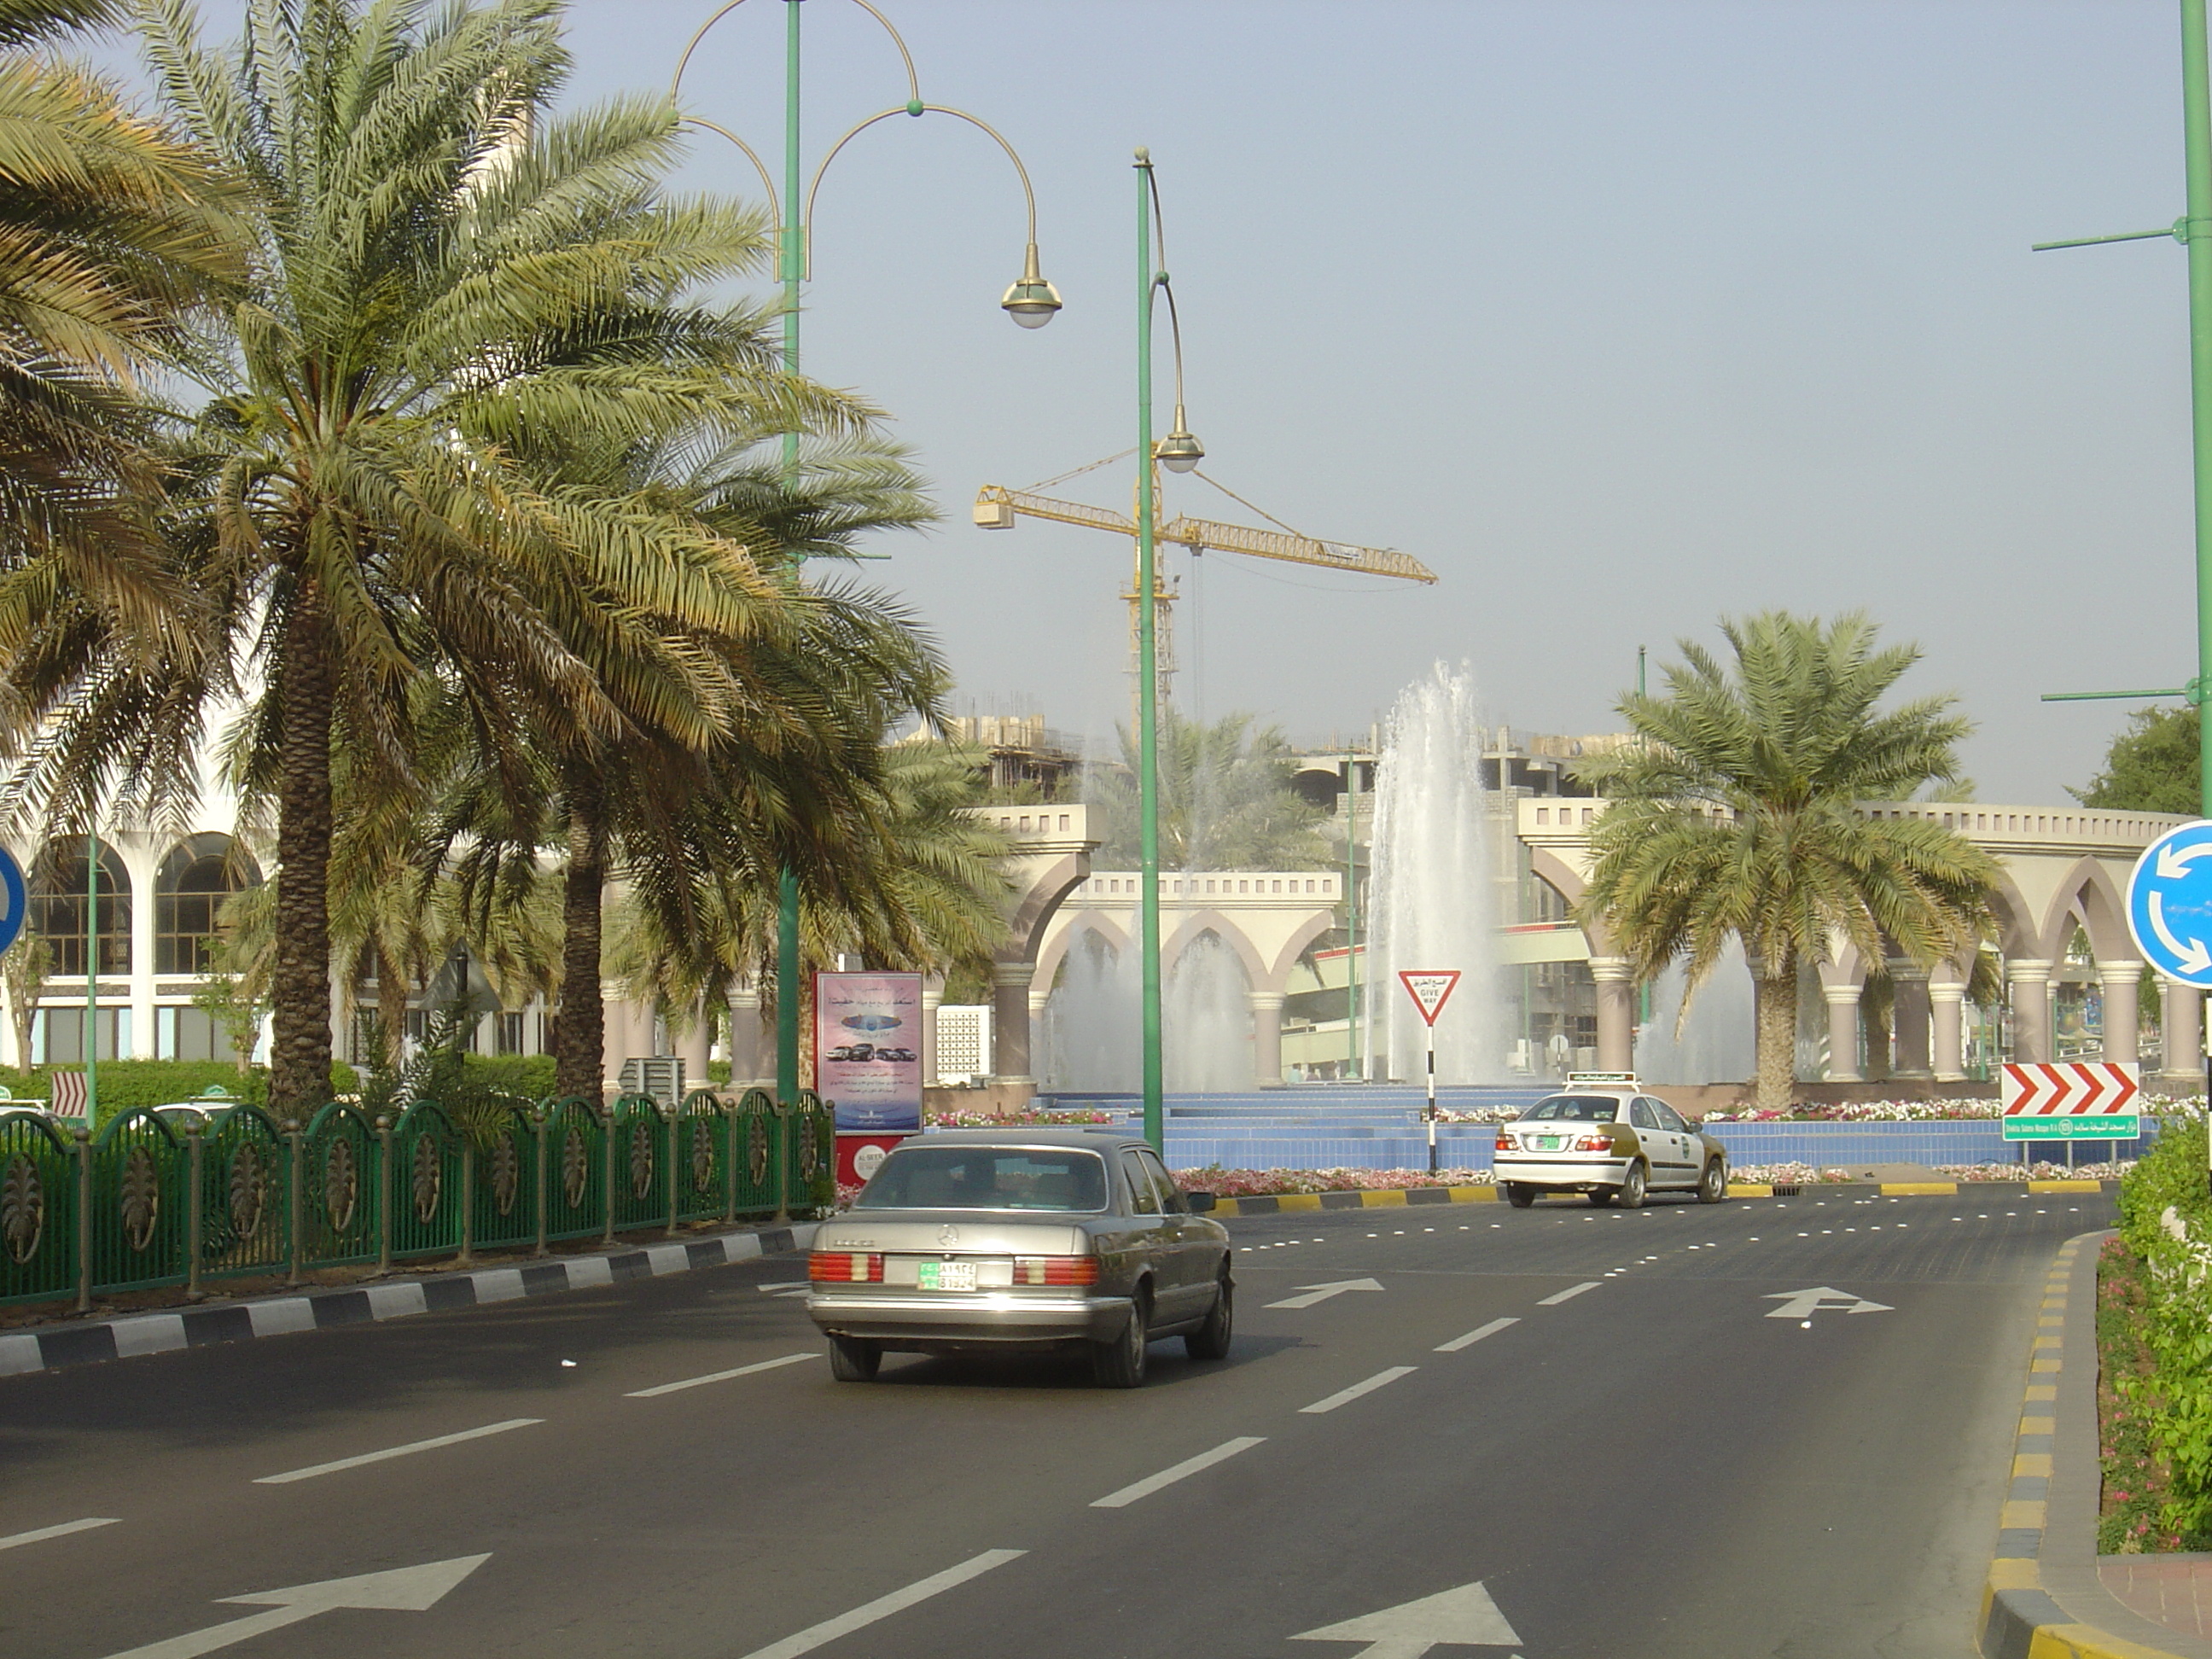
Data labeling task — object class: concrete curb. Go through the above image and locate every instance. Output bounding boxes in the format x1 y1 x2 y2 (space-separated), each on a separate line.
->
1208 1179 2115 1216
0 1220 821 1382
1976 1230 2209 1659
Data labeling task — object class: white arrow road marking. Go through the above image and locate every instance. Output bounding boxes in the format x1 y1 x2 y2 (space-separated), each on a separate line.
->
253 1418 541 1484
97 1554 490 1659
1301 1366 1419 1415
626 1352 818 1398
0 1516 118 1551
733 1550 1027 1659
1290 1580 1524 1656
1266 1278 1386 1310
2155 839 2212 881
1090 1436 1268 1509
1763 1287 1894 1320
2150 893 2212 975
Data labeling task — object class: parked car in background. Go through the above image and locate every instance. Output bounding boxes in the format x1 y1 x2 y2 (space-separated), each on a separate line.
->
806 1129 1232 1387
1492 1074 1727 1208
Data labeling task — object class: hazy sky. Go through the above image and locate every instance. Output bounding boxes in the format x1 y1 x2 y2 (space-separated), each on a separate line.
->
108 3 2205 800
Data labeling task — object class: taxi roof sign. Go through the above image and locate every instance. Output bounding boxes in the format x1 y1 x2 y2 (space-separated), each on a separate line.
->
1564 1072 1640 1086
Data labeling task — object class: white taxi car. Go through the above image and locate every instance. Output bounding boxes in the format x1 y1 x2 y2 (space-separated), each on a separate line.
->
1492 1073 1727 1208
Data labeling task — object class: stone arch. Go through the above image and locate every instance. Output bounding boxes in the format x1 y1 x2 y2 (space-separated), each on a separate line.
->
1033 914 1131 996
1265 908 1341 994
2034 856 2133 965
1988 871 2041 961
155 832 262 975
1162 910 1267 991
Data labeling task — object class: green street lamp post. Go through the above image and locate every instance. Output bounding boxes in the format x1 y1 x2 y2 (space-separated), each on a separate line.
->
672 0 1060 1105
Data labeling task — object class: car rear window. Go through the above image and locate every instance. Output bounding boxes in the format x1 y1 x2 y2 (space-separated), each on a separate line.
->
1518 1097 1621 1123
854 1147 1109 1213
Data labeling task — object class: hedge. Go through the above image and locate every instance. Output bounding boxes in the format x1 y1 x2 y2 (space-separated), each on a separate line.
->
2114 1117 2212 1545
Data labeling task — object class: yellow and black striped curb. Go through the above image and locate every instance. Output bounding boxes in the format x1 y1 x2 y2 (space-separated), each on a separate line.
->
1209 1179 2110 1216
1976 1234 2190 1659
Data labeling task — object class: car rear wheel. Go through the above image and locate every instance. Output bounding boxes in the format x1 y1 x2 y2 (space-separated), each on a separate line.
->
1697 1159 1727 1203
828 1336 882 1382
1093 1289 1151 1388
1505 1182 1536 1208
1586 1186 1614 1208
1616 1161 1648 1209
1185 1270 1233 1361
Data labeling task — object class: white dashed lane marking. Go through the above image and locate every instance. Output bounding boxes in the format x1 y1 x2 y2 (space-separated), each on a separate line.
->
1089 1437 1268 1509
1436 1318 1518 1353
1301 1366 1420 1415
1536 1282 1601 1306
0 1516 119 1551
626 1352 818 1398
254 1417 543 1485
733 1548 1029 1659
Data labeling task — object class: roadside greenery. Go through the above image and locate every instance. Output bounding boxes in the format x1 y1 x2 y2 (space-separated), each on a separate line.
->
2112 1119 2212 1546
2072 706 2200 814
1090 709 1329 870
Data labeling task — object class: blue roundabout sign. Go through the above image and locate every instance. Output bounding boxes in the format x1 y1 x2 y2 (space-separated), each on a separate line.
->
2128 818 2212 986
0 846 20 957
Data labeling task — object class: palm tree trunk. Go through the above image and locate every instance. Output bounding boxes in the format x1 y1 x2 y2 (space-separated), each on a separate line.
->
553 769 608 1102
1754 950 1797 1113
270 586 335 1119
376 941 408 1071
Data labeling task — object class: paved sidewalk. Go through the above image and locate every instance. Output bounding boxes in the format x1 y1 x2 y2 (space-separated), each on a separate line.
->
2102 1557 2212 1642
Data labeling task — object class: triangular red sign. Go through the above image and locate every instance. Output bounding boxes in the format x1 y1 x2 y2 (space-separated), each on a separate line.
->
1398 969 1462 1027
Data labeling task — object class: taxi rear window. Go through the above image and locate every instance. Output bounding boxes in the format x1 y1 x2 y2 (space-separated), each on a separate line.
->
1519 1097 1621 1123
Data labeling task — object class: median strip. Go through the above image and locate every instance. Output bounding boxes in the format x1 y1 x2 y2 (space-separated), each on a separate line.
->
253 1417 543 1485
1300 1366 1418 1414
625 1352 818 1397
1089 1436 1267 1509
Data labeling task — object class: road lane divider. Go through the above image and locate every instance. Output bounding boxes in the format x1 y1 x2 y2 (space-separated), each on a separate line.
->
734 1548 1027 1659
625 1353 818 1398
1536 1281 1600 1306
1301 1366 1418 1415
253 1417 543 1485
0 1516 119 1551
1089 1437 1267 1509
1436 1318 1518 1353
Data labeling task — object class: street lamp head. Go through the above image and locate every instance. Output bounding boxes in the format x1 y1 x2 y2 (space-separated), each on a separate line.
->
1002 241 1062 328
1155 405 1203 473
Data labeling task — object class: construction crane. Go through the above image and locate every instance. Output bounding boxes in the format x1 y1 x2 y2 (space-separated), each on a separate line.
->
973 470 1438 711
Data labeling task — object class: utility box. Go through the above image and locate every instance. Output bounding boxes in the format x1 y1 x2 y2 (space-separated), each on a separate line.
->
619 1056 684 1109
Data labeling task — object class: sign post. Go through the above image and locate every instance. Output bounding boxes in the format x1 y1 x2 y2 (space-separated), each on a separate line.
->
2126 819 2212 1191
2000 1062 2142 1167
1398 970 1461 1174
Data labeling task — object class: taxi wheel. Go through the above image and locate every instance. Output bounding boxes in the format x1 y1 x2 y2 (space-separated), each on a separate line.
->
1094 1288 1151 1388
1616 1161 1648 1209
1697 1160 1728 1203
1505 1183 1536 1208
1186 1271 1233 1361
828 1336 882 1382
1586 1187 1614 1208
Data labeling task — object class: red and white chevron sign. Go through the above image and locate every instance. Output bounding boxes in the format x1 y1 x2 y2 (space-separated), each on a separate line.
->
2000 1062 2141 1116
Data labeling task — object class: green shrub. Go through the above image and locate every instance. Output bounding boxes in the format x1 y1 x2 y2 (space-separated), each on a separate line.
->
2115 1118 2212 1545
0 1060 367 1121
455 1052 556 1100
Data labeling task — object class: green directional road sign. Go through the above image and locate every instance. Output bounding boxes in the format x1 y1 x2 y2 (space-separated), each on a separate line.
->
2001 1115 2141 1142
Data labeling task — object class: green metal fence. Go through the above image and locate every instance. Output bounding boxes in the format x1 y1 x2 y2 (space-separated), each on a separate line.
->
0 1090 836 1310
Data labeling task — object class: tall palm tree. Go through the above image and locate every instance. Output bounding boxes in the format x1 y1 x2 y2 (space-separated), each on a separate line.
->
3 0 874 1116
1573 612 2000 1111
1090 708 1328 870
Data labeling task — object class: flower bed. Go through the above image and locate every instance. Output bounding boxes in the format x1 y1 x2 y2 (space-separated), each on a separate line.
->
1172 1166 1490 1196
2097 1235 2178 1552
1708 1095 2200 1125
923 1107 1117 1127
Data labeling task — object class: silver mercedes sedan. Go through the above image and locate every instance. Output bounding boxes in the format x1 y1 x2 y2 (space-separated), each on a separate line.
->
806 1128 1233 1388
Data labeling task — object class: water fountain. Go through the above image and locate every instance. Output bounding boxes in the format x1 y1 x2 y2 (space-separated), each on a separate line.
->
1633 939 1757 1085
1365 663 1502 1083
1039 929 1251 1091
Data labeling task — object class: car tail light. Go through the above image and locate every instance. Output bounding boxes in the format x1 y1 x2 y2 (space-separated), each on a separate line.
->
1575 1135 1615 1153
1494 1135 1516 1153
1013 1255 1100 1286
809 1251 883 1283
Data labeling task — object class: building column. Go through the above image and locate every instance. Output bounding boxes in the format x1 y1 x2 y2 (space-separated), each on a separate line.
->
2007 960 2052 1065
1589 957 1634 1073
922 977 944 1088
990 961 1035 1087
673 999 712 1097
1249 991 1285 1087
128 838 156 1059
1889 961 1933 1080
2098 962 2143 1067
2161 976 2204 1089
1822 985 1863 1081
725 982 761 1091
1929 973 1967 1082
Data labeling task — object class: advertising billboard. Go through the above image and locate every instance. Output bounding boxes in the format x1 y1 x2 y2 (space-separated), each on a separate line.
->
814 971 924 1132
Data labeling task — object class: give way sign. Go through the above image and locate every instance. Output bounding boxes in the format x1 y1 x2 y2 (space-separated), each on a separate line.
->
1398 970 1461 1027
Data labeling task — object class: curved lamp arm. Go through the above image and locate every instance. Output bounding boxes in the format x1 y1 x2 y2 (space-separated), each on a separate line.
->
678 115 782 221
672 0 918 106
1142 163 1202 469
804 102 1044 279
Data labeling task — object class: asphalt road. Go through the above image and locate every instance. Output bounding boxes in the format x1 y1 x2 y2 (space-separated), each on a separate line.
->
0 1186 2112 1659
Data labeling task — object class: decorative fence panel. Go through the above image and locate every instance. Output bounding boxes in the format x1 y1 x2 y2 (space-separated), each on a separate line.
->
386 1103 464 1263
196 1105 290 1287
469 1102 538 1254
607 1094 667 1234
539 1097 608 1243
298 1103 381 1270
86 1109 189 1295
0 1111 76 1304
0 1091 830 1308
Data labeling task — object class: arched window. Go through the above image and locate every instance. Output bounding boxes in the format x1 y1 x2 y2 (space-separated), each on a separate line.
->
29 839 131 975
156 834 260 975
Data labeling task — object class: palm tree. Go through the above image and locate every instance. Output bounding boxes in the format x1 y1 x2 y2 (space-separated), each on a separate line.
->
0 0 241 644
1090 709 1328 870
2 0 876 1116
1573 612 2000 1111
